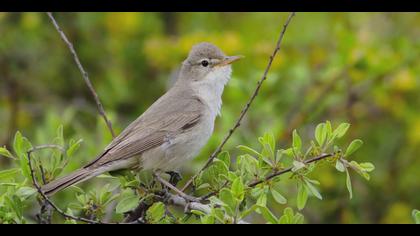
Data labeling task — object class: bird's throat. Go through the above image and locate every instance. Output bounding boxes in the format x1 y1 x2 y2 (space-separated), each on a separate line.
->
193 66 232 117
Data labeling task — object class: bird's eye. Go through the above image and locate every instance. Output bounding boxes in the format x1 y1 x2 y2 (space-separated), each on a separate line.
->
201 60 209 67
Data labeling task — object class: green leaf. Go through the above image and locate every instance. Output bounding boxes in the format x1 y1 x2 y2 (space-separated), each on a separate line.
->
412 209 420 224
306 178 320 185
191 210 206 216
12 132 32 179
250 186 264 198
346 169 353 199
237 154 258 179
304 179 323 200
257 206 278 224
275 149 285 163
115 195 140 214
66 139 83 157
0 168 20 180
325 121 332 138
335 160 345 172
359 162 375 172
99 189 115 205
198 159 229 188
237 145 262 158
5 195 23 219
278 215 289 224
292 129 302 151
0 182 19 186
217 151 231 169
349 161 371 180
297 181 308 210
240 204 259 219
256 192 267 207
76 193 88 205
227 172 238 182
278 207 293 224
0 147 15 159
333 123 350 139
211 208 226 223
261 133 276 162
15 187 37 200
69 185 85 194
282 148 294 157
64 209 77 224
292 160 305 172
231 177 244 201
56 125 64 146
219 188 236 215
315 123 326 146
208 196 227 207
146 202 165 223
13 131 24 158
271 188 287 204
264 132 276 152
345 139 363 157
200 214 215 224
292 213 304 224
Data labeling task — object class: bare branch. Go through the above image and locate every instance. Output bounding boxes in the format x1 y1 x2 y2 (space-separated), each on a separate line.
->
166 193 249 224
46 12 116 138
181 12 296 192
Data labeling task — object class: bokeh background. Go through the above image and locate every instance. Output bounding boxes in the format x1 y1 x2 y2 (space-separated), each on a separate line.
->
0 12 419 223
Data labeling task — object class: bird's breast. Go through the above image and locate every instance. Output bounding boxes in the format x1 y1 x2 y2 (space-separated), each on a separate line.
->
141 116 214 172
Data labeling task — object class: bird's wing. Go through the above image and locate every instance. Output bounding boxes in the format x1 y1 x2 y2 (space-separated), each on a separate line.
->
84 95 204 169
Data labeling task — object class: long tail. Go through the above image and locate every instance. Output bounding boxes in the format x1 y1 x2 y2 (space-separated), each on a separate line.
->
41 167 102 196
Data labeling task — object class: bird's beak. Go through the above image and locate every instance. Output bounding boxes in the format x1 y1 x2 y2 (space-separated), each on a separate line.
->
216 55 244 67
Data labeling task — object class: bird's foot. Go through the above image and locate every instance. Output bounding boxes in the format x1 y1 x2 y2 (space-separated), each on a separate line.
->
153 172 199 203
165 171 182 186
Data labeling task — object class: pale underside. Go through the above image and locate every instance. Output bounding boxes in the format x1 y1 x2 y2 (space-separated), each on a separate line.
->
83 65 232 173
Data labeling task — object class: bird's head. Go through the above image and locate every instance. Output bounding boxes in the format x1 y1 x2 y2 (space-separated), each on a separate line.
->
179 42 243 84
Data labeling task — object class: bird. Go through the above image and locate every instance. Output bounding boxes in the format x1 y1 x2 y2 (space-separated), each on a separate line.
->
41 42 242 196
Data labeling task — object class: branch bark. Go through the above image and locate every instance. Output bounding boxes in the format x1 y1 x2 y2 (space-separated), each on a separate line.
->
181 12 296 192
166 193 249 224
46 12 116 138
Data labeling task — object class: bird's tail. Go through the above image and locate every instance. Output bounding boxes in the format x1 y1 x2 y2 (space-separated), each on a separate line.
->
41 167 100 196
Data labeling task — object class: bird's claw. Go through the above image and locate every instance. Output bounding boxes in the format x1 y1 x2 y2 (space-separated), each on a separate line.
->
166 171 182 186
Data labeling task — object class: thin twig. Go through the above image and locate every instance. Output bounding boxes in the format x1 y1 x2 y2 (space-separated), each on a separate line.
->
181 12 296 192
46 12 115 138
248 153 333 187
27 145 154 224
37 162 53 224
27 145 106 224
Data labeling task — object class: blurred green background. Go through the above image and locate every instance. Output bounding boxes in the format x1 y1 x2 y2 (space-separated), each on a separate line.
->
0 12 419 223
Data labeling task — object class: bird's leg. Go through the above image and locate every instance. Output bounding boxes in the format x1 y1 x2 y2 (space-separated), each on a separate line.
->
165 171 182 186
153 172 199 202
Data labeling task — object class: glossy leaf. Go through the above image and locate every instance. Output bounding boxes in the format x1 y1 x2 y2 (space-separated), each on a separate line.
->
297 181 308 210
345 139 363 157
115 195 140 214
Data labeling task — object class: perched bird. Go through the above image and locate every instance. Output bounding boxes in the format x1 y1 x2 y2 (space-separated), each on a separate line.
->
41 42 242 196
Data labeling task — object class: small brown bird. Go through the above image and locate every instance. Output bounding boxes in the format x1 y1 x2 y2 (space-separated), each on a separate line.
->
41 42 242 196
